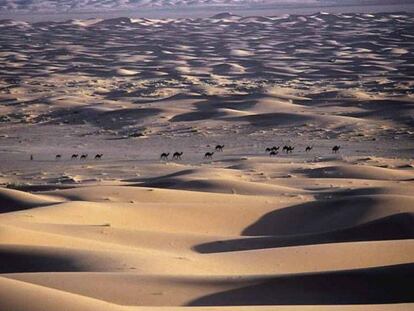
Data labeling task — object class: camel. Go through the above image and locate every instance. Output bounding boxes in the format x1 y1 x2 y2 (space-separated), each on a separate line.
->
160 152 170 160
215 145 224 152
269 150 278 157
204 152 214 159
55 154 62 160
266 146 279 153
71 154 78 159
332 145 341 153
173 152 183 160
305 146 313 153
80 154 88 160
283 145 294 154
95 154 103 160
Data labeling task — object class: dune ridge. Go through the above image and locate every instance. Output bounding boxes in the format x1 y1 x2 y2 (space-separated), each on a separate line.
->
1 155 414 309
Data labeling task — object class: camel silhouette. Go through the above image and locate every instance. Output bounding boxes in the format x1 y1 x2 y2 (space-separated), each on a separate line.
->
160 152 170 160
215 145 224 152
80 154 88 160
71 154 78 159
94 154 103 160
204 152 214 159
173 152 183 160
269 150 278 157
305 146 313 153
55 154 62 160
332 145 341 153
283 145 294 154
266 146 280 153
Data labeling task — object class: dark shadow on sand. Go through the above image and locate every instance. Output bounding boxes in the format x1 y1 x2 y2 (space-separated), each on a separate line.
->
194 213 414 253
0 248 88 273
188 264 414 306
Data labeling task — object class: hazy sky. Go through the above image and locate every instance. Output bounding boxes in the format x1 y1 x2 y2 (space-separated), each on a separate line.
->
1 0 413 20
1 0 413 12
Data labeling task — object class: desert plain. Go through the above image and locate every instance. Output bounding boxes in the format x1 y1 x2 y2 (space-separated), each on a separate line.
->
0 11 414 311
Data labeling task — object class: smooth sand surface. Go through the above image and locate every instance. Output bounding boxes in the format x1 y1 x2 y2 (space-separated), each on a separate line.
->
0 11 414 311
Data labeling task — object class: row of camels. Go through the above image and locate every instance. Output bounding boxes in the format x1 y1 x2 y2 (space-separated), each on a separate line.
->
160 145 341 160
54 153 103 160
32 145 341 161
265 145 340 157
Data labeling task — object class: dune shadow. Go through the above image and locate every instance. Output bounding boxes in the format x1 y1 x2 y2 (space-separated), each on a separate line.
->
314 187 414 200
128 179 235 194
170 111 223 122
188 264 414 306
123 169 198 183
224 112 312 127
0 248 88 273
4 184 77 193
194 213 414 253
35 107 161 130
0 189 59 214
241 196 380 236
0 201 56 214
170 95 258 122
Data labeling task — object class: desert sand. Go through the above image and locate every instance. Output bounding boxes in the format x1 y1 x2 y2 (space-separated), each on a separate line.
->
0 11 414 311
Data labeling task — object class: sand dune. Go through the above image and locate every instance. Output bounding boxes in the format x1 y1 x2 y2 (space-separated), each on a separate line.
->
0 187 63 213
298 165 414 181
2 276 412 311
1 12 413 141
1 156 413 309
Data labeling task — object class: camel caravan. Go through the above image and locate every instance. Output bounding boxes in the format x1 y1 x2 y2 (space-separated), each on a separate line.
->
159 144 225 162
160 152 184 161
52 153 104 160
37 143 343 162
263 144 343 157
159 143 342 162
